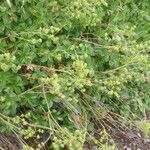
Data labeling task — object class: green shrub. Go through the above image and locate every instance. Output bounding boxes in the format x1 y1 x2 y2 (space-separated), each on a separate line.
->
0 0 149 149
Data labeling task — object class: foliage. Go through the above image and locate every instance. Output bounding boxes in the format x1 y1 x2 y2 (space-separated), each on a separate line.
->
137 120 150 138
0 0 149 149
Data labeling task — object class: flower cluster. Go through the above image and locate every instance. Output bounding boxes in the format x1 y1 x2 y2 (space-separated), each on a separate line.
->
0 53 20 72
53 128 85 150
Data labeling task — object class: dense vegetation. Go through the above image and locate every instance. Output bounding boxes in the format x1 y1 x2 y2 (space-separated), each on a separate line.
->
0 0 149 149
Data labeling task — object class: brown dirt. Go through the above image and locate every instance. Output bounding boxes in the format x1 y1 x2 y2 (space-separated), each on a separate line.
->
91 112 150 150
0 133 20 150
0 113 149 150
108 124 150 150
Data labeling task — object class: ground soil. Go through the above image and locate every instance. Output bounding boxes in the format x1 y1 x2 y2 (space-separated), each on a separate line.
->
108 123 150 150
0 113 149 150
0 133 20 150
